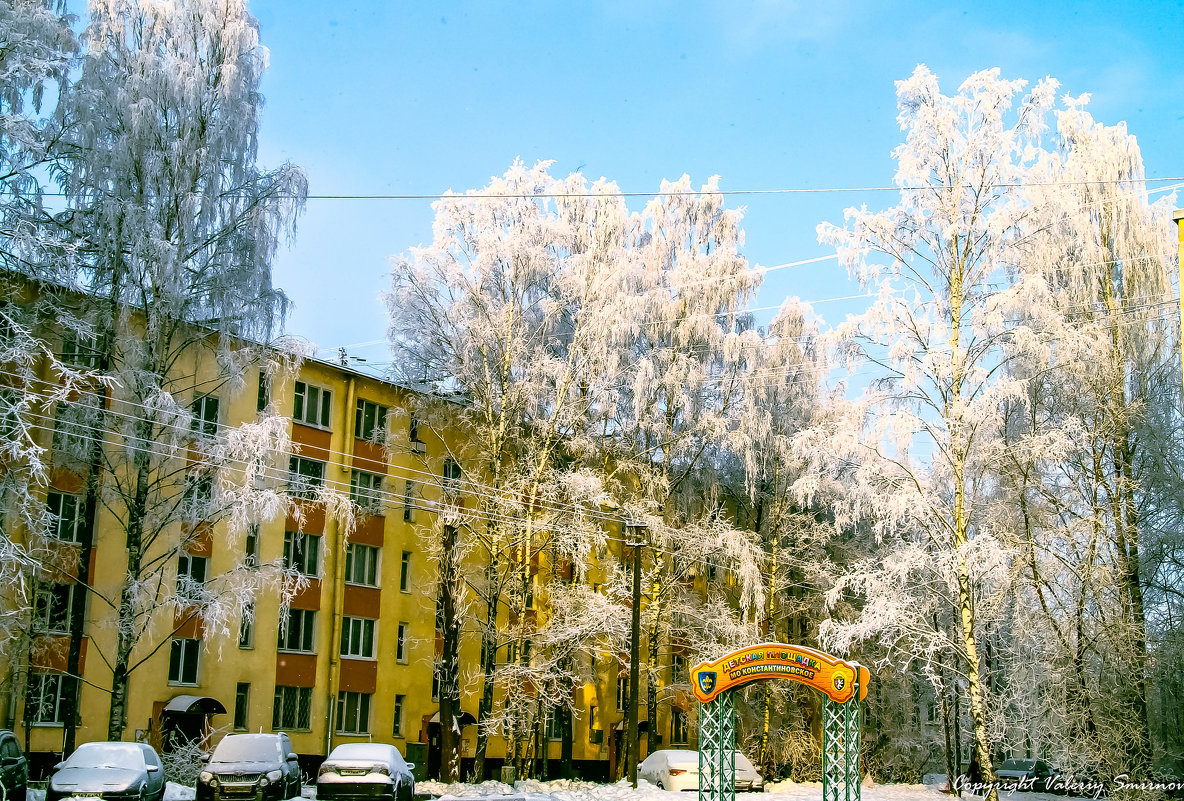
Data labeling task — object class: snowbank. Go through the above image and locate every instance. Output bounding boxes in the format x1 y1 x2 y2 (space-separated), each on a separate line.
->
165 782 197 801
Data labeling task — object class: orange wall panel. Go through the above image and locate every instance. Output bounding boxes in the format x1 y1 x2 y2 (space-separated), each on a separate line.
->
353 514 384 546
353 440 386 474
343 585 381 618
291 579 322 610
274 652 318 687
339 658 377 693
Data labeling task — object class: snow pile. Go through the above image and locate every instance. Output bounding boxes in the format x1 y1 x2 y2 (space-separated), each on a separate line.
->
26 788 46 801
165 782 197 801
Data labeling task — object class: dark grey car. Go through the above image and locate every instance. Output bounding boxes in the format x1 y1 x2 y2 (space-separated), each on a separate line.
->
0 730 29 801
196 733 301 801
47 742 165 801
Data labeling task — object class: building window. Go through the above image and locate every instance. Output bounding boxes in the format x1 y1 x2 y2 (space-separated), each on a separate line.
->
546 708 563 740
672 654 689 684
396 622 409 663
244 526 260 566
287 456 326 499
257 370 270 413
168 638 201 685
46 492 87 543
671 707 688 744
183 471 215 519
344 543 379 586
190 396 219 438
392 694 405 737
616 674 628 713
238 603 255 649
354 399 389 443
33 582 74 634
442 458 461 493
177 553 209 600
279 608 316 653
431 668 440 702
61 333 99 368
403 481 416 522
273 685 312 730
53 399 98 460
336 691 371 735
400 551 412 592
26 673 78 725
293 381 331 428
350 469 384 514
282 531 320 576
234 683 250 731
341 617 376 659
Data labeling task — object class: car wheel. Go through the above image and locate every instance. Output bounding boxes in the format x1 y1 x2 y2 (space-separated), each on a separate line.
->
657 781 665 790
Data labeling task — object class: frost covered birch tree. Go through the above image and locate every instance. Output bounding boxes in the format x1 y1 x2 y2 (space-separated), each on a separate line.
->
387 160 629 778
37 0 309 741
814 66 1059 793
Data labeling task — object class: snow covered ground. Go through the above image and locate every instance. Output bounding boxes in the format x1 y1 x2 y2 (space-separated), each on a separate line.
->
415 778 1100 801
25 782 194 801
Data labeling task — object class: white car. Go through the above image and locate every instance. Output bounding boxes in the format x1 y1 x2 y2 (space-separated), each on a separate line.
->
638 749 764 792
316 743 415 801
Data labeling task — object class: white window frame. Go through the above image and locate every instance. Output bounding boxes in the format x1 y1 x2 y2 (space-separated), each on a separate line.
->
168 638 201 685
350 469 385 514
354 398 389 443
293 380 332 428
287 456 326 499
340 616 377 659
400 551 412 592
282 531 320 577
344 542 380 587
238 602 255 649
26 673 77 725
33 582 74 634
392 694 405 737
190 395 220 438
279 608 317 653
396 622 409 663
335 690 372 735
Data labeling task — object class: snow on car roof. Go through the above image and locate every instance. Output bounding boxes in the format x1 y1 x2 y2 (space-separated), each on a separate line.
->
328 743 398 761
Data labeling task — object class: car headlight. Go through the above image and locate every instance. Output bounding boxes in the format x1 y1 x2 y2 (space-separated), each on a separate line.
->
265 770 283 784
199 772 214 785
258 776 270 787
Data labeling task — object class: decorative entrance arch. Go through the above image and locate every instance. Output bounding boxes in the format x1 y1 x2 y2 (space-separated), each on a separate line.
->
691 644 870 801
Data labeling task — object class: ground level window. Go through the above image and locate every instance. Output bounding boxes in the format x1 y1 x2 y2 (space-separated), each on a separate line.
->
392 694 405 736
671 707 689 744
234 683 250 731
273 685 312 730
336 691 371 735
26 673 78 725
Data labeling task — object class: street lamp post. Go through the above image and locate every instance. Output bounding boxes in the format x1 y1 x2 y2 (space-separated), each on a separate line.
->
625 520 647 788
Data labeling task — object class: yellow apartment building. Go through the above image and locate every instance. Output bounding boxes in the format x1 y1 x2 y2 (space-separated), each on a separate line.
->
0 317 703 781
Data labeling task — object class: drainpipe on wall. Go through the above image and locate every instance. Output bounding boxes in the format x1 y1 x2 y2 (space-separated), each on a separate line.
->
326 374 358 756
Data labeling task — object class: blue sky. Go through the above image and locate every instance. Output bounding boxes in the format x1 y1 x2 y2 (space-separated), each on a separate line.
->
249 0 1184 367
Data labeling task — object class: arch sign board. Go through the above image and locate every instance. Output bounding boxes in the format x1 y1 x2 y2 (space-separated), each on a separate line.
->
693 643 868 801
691 643 870 705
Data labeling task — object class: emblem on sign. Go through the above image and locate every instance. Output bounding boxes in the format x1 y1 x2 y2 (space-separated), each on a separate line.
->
833 675 845 691
697 671 717 695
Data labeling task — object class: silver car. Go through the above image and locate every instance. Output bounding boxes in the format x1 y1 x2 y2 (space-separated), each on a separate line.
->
47 742 165 801
316 743 414 801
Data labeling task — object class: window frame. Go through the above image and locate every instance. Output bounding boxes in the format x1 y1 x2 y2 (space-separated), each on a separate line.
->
293 380 332 428
33 582 74 634
392 694 405 737
335 690 372 735
288 456 327 499
344 542 380 587
349 469 385 514
233 683 250 731
168 638 201 686
399 551 412 593
190 395 220 438
354 398 389 443
282 531 320 577
340 616 377 659
26 673 78 726
272 685 312 731
278 608 317 653
396 622 409 663
238 602 255 649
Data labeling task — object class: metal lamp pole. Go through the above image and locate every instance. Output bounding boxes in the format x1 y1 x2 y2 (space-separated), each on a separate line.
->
625 520 647 788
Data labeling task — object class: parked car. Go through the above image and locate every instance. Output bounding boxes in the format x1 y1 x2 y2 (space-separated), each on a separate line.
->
0 730 29 801
46 742 165 801
995 759 1060 792
196 733 302 801
316 743 415 801
637 749 764 792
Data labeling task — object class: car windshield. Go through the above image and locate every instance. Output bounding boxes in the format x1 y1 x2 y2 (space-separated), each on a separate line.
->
65 744 144 770
211 736 281 763
731 753 757 771
1000 760 1035 771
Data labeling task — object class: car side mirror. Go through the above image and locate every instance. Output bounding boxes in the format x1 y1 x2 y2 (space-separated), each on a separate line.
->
287 754 300 764
405 763 415 772
54 761 66 770
146 765 159 773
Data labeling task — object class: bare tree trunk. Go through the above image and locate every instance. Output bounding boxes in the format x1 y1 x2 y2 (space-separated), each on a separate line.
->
438 524 462 782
